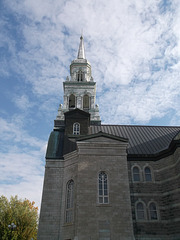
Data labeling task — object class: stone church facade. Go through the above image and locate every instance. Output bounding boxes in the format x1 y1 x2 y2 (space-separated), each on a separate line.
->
37 36 180 240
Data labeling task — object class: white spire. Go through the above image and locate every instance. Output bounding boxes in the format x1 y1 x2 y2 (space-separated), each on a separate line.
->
77 35 86 59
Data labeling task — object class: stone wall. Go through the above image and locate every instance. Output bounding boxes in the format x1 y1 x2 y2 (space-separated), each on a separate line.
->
59 135 134 240
38 134 180 240
128 148 180 240
37 160 64 240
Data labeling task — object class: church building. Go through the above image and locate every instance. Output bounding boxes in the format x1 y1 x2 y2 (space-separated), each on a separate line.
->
37 36 180 240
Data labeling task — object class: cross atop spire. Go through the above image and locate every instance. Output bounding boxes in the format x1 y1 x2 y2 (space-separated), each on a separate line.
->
77 35 86 59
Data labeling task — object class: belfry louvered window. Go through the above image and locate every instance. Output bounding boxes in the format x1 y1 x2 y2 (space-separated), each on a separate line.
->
98 172 109 204
77 70 83 81
65 180 74 223
83 94 89 109
69 94 75 108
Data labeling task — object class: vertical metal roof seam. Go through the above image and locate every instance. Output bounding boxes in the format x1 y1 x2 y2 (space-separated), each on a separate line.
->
146 126 165 152
124 126 143 155
152 127 176 152
131 126 154 154
111 125 117 137
124 126 140 151
142 126 164 153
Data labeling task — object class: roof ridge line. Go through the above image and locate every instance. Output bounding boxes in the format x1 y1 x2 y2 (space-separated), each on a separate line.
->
99 124 180 128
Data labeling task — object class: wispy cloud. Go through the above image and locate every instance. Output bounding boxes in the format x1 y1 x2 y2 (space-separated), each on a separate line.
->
0 116 46 208
13 94 33 110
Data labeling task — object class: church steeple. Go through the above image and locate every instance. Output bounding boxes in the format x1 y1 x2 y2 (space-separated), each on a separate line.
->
77 35 86 59
69 35 92 82
55 36 101 127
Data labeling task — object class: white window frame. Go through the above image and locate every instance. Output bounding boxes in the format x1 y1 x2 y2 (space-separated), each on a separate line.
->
65 180 74 223
135 201 147 221
144 166 153 182
98 172 109 204
132 165 141 182
148 201 159 221
73 122 80 135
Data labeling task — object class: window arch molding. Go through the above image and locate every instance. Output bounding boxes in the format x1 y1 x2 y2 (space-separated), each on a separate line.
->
73 122 80 135
143 165 154 182
148 201 159 221
131 165 142 182
135 200 147 221
65 179 74 223
98 171 109 204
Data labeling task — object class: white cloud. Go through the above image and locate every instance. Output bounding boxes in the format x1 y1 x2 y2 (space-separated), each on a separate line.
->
0 116 46 209
5 0 180 96
2 0 180 124
13 94 33 110
100 68 180 124
0 149 44 210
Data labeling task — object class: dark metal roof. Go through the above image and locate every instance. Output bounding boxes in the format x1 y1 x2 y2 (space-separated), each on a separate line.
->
89 125 180 155
46 125 180 159
46 130 64 159
46 129 77 159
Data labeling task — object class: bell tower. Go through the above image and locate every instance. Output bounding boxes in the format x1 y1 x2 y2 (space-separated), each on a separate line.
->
55 35 101 127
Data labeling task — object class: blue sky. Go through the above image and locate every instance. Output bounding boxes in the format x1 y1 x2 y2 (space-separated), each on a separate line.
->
0 0 180 210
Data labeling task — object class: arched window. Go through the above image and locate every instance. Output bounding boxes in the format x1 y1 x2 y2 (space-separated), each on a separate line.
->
69 94 75 109
149 202 158 220
98 172 108 204
83 94 89 109
132 166 140 182
144 167 152 182
136 202 145 220
73 123 80 135
77 70 83 81
65 180 74 223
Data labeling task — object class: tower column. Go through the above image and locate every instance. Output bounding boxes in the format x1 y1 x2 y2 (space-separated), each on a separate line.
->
91 96 95 109
77 96 82 109
64 96 68 109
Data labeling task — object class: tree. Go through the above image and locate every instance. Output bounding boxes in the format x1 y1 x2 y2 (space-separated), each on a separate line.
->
0 195 38 240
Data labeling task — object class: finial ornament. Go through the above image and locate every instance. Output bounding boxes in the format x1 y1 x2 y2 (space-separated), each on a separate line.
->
77 34 85 59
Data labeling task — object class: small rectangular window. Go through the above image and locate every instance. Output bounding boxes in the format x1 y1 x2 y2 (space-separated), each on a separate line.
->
136 202 145 220
133 166 140 182
73 123 80 135
149 202 158 220
145 167 152 182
